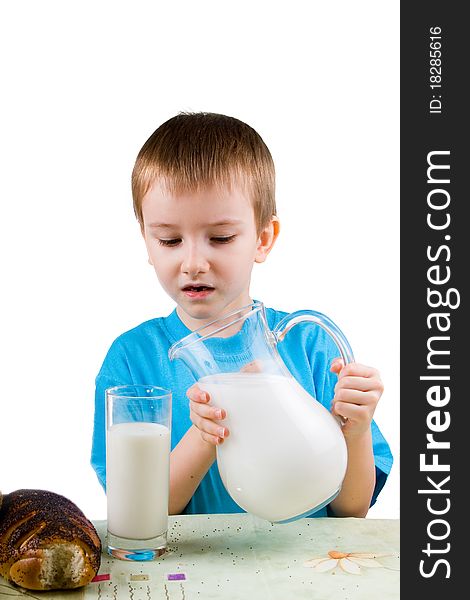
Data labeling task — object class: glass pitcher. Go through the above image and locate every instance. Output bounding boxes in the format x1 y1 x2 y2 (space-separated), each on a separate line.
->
168 301 354 524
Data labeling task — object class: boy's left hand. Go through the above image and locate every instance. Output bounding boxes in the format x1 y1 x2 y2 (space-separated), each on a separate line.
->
330 359 384 438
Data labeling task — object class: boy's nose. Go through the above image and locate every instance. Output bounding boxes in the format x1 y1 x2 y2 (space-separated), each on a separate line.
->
180 245 210 276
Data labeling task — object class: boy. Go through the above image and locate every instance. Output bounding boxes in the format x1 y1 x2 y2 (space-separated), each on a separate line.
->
91 112 393 517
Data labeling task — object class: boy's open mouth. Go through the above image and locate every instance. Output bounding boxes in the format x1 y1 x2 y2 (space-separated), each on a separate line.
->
182 285 214 292
182 284 215 298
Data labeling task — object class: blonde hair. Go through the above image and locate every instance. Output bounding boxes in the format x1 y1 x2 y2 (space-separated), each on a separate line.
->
131 112 276 233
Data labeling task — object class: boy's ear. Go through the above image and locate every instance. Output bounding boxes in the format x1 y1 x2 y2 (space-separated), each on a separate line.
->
255 216 280 263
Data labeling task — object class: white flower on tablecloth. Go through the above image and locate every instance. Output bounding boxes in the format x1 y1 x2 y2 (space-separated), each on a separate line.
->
304 550 390 575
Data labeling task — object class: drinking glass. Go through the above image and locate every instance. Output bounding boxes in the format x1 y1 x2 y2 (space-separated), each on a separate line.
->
105 384 171 560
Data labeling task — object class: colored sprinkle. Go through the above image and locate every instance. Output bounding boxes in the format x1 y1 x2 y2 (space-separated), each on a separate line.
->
92 574 110 582
167 573 186 581
130 574 149 581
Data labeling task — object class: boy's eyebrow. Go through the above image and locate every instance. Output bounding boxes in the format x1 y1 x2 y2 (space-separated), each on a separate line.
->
147 219 243 229
147 223 175 229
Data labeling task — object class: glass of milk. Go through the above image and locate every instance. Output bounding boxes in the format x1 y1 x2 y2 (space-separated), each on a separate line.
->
105 384 171 560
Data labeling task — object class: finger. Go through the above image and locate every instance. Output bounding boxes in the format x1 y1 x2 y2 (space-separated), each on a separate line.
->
336 363 380 379
201 431 227 446
187 387 210 403
187 383 201 395
190 400 226 421
333 389 379 406
335 376 383 393
240 360 264 373
332 401 373 421
191 414 229 440
330 358 344 373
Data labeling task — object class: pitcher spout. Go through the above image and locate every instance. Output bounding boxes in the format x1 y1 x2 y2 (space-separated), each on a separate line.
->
168 301 274 379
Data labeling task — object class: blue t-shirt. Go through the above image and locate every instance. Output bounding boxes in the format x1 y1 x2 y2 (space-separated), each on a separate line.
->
91 306 393 516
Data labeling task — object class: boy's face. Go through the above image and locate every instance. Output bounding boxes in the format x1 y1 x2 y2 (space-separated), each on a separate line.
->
141 180 278 330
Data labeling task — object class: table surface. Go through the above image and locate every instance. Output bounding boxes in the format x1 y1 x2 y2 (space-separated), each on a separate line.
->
0 514 399 600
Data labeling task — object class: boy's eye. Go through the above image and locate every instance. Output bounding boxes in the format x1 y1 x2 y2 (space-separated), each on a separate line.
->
211 235 236 244
157 238 181 247
156 235 236 246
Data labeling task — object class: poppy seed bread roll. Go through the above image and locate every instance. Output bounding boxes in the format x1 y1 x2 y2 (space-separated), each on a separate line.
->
0 489 101 590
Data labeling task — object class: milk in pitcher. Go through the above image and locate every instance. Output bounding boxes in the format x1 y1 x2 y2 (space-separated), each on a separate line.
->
198 372 347 523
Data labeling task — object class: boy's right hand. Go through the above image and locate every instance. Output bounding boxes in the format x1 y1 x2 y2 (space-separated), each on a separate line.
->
186 384 229 446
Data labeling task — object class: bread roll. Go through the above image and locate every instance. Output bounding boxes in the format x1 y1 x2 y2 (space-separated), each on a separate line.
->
0 489 101 590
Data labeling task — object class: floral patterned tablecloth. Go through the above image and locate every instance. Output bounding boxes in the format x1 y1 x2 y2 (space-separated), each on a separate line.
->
0 514 399 600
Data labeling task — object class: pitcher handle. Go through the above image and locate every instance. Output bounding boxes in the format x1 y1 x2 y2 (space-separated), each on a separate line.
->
272 310 355 365
273 310 354 427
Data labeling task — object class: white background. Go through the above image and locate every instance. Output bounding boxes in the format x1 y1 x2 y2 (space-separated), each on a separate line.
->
0 1 399 520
